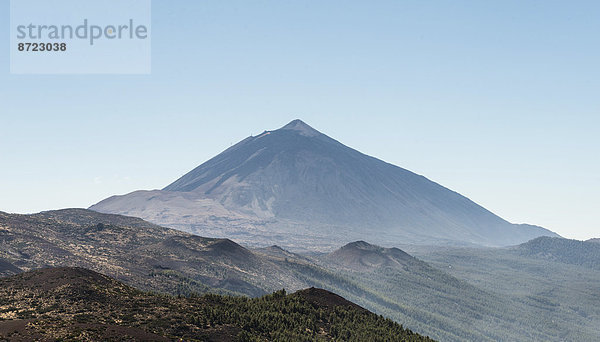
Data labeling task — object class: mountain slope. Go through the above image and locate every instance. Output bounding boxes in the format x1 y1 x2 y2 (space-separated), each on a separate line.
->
0 209 339 296
0 259 20 276
0 208 467 341
515 236 600 270
319 241 512 341
0 267 432 341
0 209 441 336
91 119 557 249
320 241 600 342
409 243 600 342
1 209 594 341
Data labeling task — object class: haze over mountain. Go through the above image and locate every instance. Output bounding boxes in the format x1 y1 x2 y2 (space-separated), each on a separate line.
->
91 120 557 249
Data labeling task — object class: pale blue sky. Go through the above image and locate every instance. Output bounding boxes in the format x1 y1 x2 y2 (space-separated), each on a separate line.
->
0 1 598 240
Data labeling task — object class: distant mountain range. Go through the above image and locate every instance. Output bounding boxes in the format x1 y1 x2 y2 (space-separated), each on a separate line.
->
90 119 557 249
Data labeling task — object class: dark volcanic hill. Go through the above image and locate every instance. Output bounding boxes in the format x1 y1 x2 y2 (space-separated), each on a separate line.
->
90 120 557 249
326 241 423 271
0 267 431 341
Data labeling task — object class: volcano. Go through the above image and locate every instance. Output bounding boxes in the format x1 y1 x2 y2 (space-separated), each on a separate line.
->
90 119 557 250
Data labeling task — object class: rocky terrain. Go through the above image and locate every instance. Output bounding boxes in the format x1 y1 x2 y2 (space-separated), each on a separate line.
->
0 209 329 296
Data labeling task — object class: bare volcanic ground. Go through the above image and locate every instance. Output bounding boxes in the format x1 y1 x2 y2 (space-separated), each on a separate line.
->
0 208 335 297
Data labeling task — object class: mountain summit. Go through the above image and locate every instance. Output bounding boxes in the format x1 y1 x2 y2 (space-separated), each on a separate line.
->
91 120 557 250
280 119 322 136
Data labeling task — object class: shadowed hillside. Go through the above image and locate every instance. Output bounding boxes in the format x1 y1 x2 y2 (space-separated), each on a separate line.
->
0 267 433 341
